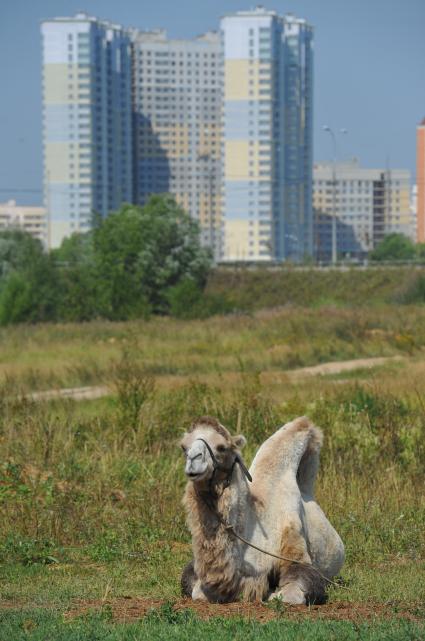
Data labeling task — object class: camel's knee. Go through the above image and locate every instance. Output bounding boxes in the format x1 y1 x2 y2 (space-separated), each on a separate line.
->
191 580 208 601
269 583 306 605
278 563 327 605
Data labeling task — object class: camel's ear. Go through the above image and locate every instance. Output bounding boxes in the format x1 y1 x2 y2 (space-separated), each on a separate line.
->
233 435 246 449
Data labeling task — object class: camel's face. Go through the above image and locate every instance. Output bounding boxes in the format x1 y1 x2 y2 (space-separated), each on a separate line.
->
180 426 239 484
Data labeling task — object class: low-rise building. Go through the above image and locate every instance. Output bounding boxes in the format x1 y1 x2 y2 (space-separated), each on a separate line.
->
313 159 412 260
0 200 47 244
410 184 417 242
417 118 425 242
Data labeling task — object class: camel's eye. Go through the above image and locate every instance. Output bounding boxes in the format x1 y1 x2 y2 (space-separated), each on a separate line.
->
216 444 226 453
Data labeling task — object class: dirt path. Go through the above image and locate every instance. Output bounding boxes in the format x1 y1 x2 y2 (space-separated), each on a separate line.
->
27 385 109 402
288 355 403 379
61 596 421 623
26 355 403 403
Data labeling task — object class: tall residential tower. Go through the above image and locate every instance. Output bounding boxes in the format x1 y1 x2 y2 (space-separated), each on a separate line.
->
220 8 313 262
41 13 132 248
131 30 222 256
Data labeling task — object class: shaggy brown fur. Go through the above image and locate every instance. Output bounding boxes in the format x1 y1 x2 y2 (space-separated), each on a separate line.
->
183 481 243 602
278 515 311 573
181 560 197 597
188 416 231 441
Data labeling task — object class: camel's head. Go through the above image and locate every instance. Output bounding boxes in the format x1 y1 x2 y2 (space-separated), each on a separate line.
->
180 416 248 485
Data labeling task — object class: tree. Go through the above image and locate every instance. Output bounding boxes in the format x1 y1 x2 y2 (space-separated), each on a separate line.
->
93 195 211 317
0 271 33 325
51 231 95 266
370 233 416 261
0 196 212 324
416 243 425 261
0 230 60 325
52 232 103 321
0 229 46 281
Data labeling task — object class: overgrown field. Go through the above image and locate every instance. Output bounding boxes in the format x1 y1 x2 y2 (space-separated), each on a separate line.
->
0 304 424 639
1 304 425 392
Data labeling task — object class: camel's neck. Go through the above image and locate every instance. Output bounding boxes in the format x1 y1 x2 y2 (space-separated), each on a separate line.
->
185 467 251 530
183 467 253 601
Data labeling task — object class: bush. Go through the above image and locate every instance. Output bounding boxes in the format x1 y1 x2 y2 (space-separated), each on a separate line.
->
370 233 416 261
166 279 203 319
0 271 33 325
167 278 235 319
394 273 425 304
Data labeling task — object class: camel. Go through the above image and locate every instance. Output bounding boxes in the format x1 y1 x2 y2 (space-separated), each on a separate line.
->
180 415 344 604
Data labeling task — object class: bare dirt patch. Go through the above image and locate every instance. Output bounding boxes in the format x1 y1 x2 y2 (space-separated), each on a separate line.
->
62 597 423 623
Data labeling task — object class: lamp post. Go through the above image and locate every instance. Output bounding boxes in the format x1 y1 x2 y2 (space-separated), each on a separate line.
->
322 126 347 264
198 151 215 258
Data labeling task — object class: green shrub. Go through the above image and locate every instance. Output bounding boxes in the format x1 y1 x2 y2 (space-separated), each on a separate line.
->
167 278 235 319
394 274 425 304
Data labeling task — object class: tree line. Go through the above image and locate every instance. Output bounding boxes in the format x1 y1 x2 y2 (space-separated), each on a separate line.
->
0 195 220 325
0 194 424 326
370 233 425 262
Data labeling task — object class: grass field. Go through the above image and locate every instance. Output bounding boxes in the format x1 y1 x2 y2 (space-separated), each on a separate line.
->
207 265 425 309
1 289 424 638
1 304 425 393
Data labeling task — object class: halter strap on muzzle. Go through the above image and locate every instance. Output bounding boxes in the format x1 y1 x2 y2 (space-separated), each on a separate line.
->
196 438 252 483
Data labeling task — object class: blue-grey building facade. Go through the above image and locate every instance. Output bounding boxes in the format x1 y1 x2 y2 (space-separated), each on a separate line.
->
131 29 222 258
221 8 313 262
41 13 132 248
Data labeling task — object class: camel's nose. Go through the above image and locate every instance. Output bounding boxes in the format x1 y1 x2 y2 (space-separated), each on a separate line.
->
185 443 208 478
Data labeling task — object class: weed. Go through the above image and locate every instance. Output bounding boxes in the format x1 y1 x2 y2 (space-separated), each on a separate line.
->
113 348 155 434
266 596 288 617
0 536 59 565
145 601 196 624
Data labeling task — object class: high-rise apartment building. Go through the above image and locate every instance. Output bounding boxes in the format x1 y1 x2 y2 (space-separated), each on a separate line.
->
220 8 313 262
41 13 133 248
313 159 412 260
417 118 425 243
41 9 314 261
131 30 222 257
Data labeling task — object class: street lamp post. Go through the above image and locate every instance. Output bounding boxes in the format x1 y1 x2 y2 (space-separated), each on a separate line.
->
198 151 215 258
322 126 347 264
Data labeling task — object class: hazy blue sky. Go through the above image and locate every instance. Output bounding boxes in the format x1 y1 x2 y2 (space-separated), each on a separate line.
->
0 0 424 205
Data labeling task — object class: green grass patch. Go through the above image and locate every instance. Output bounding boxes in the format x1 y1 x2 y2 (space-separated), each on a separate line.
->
0 608 424 641
207 266 425 309
0 302 425 634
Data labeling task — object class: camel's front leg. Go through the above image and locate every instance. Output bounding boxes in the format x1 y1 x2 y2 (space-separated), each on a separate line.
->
181 560 202 598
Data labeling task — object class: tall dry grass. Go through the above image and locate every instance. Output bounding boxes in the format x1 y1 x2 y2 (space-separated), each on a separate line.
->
0 304 424 393
0 356 424 570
